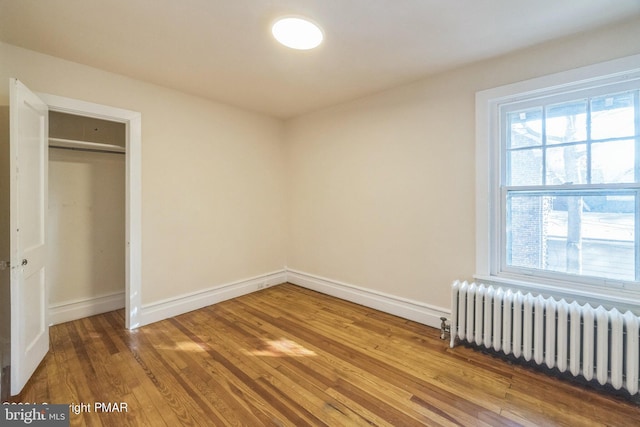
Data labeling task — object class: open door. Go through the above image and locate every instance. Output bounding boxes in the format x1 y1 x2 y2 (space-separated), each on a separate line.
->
9 79 49 395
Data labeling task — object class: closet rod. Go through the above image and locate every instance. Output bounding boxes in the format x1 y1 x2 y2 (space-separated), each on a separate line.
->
50 145 126 155
48 137 125 155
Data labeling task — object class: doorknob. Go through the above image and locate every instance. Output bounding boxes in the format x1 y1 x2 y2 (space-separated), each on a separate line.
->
21 259 28 266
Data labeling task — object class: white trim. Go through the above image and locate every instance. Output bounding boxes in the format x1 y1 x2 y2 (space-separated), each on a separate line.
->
49 292 125 325
36 92 142 330
36 94 141 122
126 267 450 330
476 53 640 298
138 270 287 327
286 269 449 329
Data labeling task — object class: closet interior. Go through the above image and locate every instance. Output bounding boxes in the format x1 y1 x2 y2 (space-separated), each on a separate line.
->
48 111 126 324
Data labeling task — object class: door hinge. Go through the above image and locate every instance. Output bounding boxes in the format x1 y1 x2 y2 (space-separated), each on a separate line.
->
0 260 9 271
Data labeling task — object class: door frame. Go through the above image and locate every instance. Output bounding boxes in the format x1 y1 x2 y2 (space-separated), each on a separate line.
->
39 93 141 329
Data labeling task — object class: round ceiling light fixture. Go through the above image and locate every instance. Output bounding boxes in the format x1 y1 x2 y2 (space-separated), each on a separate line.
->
272 17 323 50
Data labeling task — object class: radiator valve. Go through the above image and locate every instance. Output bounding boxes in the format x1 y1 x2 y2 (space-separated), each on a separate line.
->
439 317 450 340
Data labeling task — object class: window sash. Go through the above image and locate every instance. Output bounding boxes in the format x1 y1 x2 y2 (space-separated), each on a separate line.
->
500 88 640 188
499 187 640 286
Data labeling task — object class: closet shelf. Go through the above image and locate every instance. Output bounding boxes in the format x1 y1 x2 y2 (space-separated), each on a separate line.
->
49 137 125 153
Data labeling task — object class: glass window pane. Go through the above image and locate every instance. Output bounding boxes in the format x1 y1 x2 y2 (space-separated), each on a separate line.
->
508 148 542 186
545 144 587 185
546 100 587 145
506 194 552 269
592 140 635 184
508 108 542 148
506 192 636 281
591 92 636 140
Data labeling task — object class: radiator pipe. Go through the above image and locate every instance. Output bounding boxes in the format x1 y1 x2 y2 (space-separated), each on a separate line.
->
440 317 450 340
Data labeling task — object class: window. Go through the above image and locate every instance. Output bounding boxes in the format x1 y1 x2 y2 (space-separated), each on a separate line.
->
476 55 640 299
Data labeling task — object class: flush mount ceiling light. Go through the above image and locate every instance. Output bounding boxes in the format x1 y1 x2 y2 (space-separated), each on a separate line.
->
272 17 323 50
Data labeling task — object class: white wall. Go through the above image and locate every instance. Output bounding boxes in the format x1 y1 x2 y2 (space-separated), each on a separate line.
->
0 41 287 308
48 148 125 308
285 17 640 311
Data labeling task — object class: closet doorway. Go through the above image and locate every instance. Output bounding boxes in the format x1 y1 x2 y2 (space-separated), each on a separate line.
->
48 112 126 325
39 92 142 330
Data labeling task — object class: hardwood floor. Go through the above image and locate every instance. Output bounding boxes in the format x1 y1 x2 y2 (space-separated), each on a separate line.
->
13 283 640 426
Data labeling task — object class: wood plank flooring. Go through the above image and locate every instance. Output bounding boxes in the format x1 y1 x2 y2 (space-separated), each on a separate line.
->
13 283 640 426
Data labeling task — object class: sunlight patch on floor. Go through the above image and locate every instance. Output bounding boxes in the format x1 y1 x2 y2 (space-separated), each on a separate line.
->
156 341 204 352
245 338 316 357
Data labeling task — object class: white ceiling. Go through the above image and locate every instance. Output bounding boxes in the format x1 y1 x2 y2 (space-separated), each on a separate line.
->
1 0 639 118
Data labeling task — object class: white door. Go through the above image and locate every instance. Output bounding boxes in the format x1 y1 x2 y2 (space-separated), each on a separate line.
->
9 79 49 395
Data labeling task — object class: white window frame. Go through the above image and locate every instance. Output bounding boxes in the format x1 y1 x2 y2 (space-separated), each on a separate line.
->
476 54 640 309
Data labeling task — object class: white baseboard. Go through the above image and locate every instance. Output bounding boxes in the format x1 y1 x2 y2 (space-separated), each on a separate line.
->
110 268 448 330
49 292 125 325
138 270 287 327
286 269 449 329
